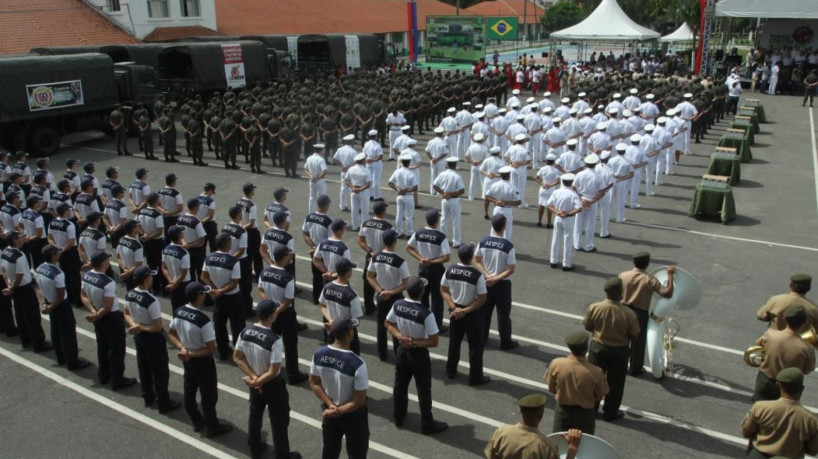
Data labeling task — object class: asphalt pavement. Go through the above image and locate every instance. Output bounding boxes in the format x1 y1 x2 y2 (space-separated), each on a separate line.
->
2 90 817 459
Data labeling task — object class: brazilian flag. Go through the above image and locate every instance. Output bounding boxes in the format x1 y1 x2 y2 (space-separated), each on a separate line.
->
487 17 518 41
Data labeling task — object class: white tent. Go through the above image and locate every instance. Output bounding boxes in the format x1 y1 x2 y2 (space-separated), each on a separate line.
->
550 0 660 41
660 22 695 43
716 0 818 19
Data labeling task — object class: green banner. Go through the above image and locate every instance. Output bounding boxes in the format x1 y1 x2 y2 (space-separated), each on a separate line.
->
426 16 486 64
487 17 518 41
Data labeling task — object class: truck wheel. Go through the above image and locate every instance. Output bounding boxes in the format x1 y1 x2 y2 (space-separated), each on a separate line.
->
29 126 60 157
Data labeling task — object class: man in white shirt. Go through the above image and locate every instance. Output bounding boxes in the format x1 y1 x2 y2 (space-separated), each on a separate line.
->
363 131 384 201
465 133 489 200
432 158 465 248
426 128 449 195
345 154 372 231
333 135 358 212
304 144 328 214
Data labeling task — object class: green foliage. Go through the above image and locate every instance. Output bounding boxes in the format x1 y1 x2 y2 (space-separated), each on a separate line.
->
540 1 584 35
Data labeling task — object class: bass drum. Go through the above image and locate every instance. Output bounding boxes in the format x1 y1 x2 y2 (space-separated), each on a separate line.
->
546 432 621 459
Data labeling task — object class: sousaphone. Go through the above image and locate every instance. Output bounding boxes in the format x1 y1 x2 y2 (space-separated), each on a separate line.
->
546 432 621 459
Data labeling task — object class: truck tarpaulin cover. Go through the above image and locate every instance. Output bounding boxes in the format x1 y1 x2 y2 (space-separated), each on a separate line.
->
160 41 266 90
299 35 346 68
0 53 116 121
357 34 383 67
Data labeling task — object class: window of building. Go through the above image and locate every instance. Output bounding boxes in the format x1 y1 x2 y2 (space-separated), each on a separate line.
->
107 0 121 12
180 0 201 17
147 0 169 18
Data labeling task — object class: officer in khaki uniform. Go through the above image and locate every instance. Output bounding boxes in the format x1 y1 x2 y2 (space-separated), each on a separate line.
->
752 305 816 402
484 393 581 459
583 277 640 422
619 251 675 376
742 367 818 459
544 331 609 435
757 274 818 333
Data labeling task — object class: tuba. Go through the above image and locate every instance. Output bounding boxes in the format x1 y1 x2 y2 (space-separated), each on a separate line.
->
546 432 621 459
646 266 702 379
744 326 818 367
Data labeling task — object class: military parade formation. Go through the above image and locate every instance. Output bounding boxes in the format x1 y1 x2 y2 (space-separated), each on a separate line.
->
0 58 817 459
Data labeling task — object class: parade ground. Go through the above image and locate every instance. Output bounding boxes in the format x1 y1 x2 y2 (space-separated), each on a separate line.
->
1 91 817 459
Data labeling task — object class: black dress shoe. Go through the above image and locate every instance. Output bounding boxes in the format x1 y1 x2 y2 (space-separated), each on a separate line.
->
68 358 91 371
193 421 206 432
562 266 576 272
296 322 308 331
603 410 625 422
394 416 405 428
144 396 156 407
250 442 268 459
536 222 542 227
438 325 449 334
546 224 554 229
421 421 449 435
586 247 598 253
204 422 232 438
33 341 54 353
287 372 308 385
550 263 559 269
446 371 457 379
469 376 491 386
158 400 182 414
500 340 520 350
112 377 137 390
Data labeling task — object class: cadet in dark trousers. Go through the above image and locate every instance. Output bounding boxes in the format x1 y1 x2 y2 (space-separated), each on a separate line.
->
137 193 166 293
162 226 191 311
302 195 334 305
35 245 89 370
366 229 410 361
237 183 263 282
116 219 144 291
123 266 182 413
81 252 136 390
110 104 131 156
319 258 363 351
545 331 609 435
177 198 207 283
406 209 451 331
309 318 370 459
441 243 490 386
258 246 309 385
201 233 244 361
474 214 518 350
223 205 252 313
583 277 640 422
357 201 392 316
196 183 218 253
385 277 448 435
48 203 82 307
234 299 303 459
2 231 52 352
168 282 233 437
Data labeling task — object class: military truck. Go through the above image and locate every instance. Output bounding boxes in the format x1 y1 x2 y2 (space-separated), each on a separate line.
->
297 34 397 73
0 53 157 156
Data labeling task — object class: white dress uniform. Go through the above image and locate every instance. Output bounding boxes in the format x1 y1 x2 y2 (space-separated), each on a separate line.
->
628 113 645 136
440 113 459 154
608 150 633 223
665 114 683 174
561 115 583 148
432 162 465 247
536 163 562 207
622 94 641 111
333 142 358 211
388 160 418 237
455 109 473 159
504 142 531 207
490 113 510 151
385 112 406 158
640 130 658 196
675 98 698 154
543 124 567 156
485 177 519 240
425 134 449 194
392 132 414 158
465 139 489 200
538 97 556 113
652 121 673 185
554 104 571 121
624 141 648 208
572 162 603 252
595 156 615 238
639 100 660 124
363 137 384 200
480 152 506 199
470 119 490 140
506 94 521 109
604 99 622 117
346 160 371 231
547 181 582 268
524 112 543 164
557 149 584 175
304 152 328 214
571 99 590 115
578 114 597 157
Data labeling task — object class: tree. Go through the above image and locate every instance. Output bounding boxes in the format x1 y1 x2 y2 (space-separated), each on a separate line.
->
540 1 584 36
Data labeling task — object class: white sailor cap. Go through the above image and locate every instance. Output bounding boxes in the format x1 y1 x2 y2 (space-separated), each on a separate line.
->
462 101 471 106
630 134 641 142
543 91 552 97
514 133 527 142
613 93 622 99
529 103 539 110
607 107 619 114
473 133 485 142
622 109 633 117
313 143 325 150
596 122 607 130
543 107 553 113
368 129 378 136
446 157 459 163
584 155 599 165
399 152 413 161
561 97 570 104
512 89 520 95
644 124 655 131
434 127 445 134
343 134 356 141
511 102 521 108
600 150 611 160
629 88 638 95
401 125 411 131
561 173 576 181
516 114 525 121
526 97 536 103
407 138 418 145
684 93 693 98
354 152 366 161
656 117 668 124
447 107 457 113
489 146 502 154
569 108 578 115
475 104 484 109
498 108 508 113
566 139 578 147
498 165 513 174
666 109 677 116
545 153 557 161
552 116 562 123
646 94 655 100
578 92 587 98
615 144 627 152
583 108 593 114
633 106 641 112
476 111 486 118
597 104 605 110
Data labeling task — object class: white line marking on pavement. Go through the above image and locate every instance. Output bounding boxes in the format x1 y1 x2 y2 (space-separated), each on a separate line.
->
810 109 818 216
0 344 234 459
624 221 818 252
42 316 419 459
